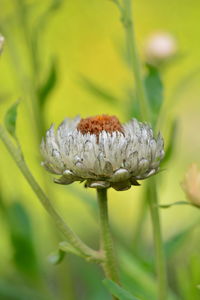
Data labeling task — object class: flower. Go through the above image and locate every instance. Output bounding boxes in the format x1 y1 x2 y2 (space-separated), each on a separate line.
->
181 164 200 207
145 32 177 66
0 35 5 54
41 115 164 191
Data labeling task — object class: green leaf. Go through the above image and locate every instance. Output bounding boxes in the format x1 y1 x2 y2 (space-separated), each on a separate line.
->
4 101 19 138
126 89 142 121
38 61 57 107
103 279 141 300
0 280 46 300
165 224 196 258
158 201 191 209
162 119 178 164
48 249 66 265
79 76 119 105
50 0 63 10
144 64 163 125
48 241 82 265
7 202 39 278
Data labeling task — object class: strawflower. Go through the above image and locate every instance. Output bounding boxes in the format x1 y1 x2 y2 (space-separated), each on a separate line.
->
41 115 164 191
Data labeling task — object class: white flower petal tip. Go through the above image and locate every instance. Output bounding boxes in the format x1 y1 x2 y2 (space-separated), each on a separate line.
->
85 180 110 189
40 115 165 191
110 168 130 182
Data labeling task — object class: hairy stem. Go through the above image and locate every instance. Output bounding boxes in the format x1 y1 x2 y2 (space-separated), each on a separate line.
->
0 124 102 262
148 179 168 300
97 189 119 300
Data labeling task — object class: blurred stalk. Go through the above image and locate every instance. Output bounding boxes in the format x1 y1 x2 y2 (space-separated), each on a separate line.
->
97 189 119 300
0 124 103 262
112 2 168 299
15 0 46 140
120 0 150 121
132 187 148 249
148 178 168 300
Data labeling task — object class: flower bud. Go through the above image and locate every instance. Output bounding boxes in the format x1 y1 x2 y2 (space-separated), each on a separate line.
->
145 32 177 66
181 164 200 207
0 35 5 54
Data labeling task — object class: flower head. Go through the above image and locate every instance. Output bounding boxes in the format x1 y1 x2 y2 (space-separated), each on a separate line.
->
41 115 164 191
181 164 200 207
0 35 5 54
145 32 177 66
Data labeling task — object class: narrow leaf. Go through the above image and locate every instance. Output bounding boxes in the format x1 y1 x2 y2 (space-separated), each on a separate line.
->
79 76 119 105
38 60 57 107
4 101 19 138
7 202 39 278
48 249 66 265
103 279 141 300
162 119 178 164
48 241 82 265
158 201 191 209
145 64 163 125
165 223 196 258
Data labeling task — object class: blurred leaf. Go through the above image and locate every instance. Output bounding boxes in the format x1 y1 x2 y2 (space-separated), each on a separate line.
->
49 241 83 264
162 119 178 164
68 186 98 218
119 247 178 300
0 280 47 300
103 279 141 300
7 202 39 279
48 249 66 265
177 255 200 300
80 76 119 105
50 0 64 10
4 101 19 139
126 89 141 121
170 68 200 104
165 224 195 258
145 64 163 125
38 61 57 107
158 201 190 209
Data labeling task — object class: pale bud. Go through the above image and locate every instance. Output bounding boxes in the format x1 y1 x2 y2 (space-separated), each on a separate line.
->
145 32 177 66
181 164 200 207
0 35 5 54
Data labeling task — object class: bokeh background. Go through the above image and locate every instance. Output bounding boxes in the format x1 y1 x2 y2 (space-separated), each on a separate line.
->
0 0 200 299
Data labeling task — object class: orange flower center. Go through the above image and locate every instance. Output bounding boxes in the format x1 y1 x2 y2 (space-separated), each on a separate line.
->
77 115 123 137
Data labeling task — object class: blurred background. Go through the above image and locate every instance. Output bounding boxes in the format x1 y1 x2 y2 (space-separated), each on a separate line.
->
0 0 200 299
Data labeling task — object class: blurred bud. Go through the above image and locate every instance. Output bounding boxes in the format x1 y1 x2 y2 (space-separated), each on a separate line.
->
145 32 177 66
181 164 200 207
0 34 5 54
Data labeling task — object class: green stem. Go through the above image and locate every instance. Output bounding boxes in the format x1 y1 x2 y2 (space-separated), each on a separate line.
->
132 187 148 249
97 189 120 292
119 0 150 121
148 179 168 300
0 124 102 262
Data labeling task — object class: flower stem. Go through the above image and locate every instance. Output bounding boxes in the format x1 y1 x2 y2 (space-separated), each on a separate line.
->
97 189 120 291
148 179 168 300
0 124 102 262
121 0 150 121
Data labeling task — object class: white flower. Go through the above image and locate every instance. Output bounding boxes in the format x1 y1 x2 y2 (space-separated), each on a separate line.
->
145 32 177 66
41 115 164 191
0 35 5 54
181 164 200 207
